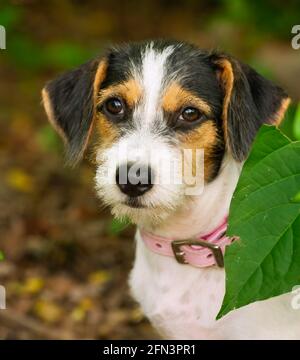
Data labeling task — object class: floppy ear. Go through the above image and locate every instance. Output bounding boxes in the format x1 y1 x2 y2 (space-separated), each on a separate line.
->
210 54 290 161
42 58 108 164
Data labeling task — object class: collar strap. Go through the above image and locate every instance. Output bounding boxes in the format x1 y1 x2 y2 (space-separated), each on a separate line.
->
140 218 236 268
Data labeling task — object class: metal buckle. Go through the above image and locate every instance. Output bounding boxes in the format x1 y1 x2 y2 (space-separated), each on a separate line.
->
171 238 225 268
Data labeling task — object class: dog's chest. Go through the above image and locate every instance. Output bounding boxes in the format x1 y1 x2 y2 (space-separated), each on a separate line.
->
129 233 300 339
129 234 226 339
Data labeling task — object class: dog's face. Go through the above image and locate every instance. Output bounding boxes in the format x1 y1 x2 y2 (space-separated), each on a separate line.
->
42 40 290 225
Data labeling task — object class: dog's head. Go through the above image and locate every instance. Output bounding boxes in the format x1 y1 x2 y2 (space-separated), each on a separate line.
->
42 40 290 225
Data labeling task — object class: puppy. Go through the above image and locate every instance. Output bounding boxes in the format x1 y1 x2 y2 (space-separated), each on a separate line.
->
42 40 299 339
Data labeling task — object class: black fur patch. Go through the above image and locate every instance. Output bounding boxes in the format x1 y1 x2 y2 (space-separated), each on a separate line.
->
44 59 100 164
99 44 143 89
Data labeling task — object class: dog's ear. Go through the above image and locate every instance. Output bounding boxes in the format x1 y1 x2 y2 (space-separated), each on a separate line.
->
210 53 290 161
42 58 108 164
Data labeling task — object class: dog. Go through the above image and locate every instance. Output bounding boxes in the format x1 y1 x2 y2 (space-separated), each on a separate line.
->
42 40 300 339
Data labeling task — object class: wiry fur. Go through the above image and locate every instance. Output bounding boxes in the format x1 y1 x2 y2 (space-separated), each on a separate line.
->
42 40 299 339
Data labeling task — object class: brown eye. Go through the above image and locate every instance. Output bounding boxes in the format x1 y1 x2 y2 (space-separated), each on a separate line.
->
104 97 124 115
180 107 201 122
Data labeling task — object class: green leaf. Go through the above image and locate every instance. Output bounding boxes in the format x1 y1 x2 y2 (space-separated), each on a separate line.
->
0 5 22 30
36 125 62 153
0 251 4 261
291 191 300 203
293 103 300 141
217 125 300 319
9 35 45 70
44 42 94 69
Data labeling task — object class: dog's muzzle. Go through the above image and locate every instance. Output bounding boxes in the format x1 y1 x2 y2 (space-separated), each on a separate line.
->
116 162 154 197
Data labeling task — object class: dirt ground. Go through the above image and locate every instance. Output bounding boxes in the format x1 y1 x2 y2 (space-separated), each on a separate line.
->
0 142 158 339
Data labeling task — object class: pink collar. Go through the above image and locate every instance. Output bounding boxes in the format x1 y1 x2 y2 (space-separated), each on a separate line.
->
140 218 236 268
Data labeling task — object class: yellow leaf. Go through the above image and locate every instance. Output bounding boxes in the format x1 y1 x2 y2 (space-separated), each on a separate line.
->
70 307 86 322
70 297 93 322
5 168 34 193
23 277 44 295
79 297 93 311
88 270 111 285
34 300 62 323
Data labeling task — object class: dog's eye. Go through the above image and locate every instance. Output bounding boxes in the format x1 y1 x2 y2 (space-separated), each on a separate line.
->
179 107 201 122
104 97 124 116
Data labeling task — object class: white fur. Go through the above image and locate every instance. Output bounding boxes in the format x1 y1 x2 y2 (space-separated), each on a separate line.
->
138 43 174 126
95 132 185 225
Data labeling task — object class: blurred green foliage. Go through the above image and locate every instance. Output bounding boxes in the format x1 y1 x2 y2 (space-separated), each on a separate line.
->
0 4 22 29
220 0 299 38
1 0 299 72
0 0 299 156
108 218 131 236
36 124 62 154
0 3 98 71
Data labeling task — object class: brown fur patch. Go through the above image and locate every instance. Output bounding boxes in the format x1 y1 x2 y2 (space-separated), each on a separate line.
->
214 59 290 139
273 97 291 125
94 78 142 152
162 83 212 115
96 114 120 147
92 60 124 155
213 59 234 150
93 59 109 102
96 78 142 107
179 120 219 181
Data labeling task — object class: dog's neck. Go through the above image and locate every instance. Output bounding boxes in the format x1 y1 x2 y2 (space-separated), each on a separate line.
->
142 154 242 240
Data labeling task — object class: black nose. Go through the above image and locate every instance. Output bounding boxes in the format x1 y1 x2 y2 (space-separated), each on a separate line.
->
116 163 154 197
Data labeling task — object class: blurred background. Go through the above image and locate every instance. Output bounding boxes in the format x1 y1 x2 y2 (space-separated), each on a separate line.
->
0 0 299 339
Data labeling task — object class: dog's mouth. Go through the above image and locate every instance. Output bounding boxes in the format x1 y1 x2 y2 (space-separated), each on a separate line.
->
123 197 147 209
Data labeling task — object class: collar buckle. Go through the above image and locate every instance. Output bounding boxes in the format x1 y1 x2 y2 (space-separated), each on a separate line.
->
171 238 225 268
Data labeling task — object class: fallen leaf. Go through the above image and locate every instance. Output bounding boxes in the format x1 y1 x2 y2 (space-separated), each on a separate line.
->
88 270 111 286
22 277 44 295
5 168 34 193
70 298 94 322
34 300 62 323
70 307 86 322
